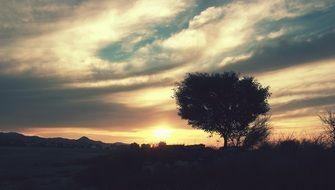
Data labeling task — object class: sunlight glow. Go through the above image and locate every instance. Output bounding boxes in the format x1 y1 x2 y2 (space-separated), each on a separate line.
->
153 127 174 141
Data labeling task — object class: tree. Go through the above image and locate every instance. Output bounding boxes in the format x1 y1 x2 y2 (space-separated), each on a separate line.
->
130 142 140 149
174 72 271 148
319 110 335 144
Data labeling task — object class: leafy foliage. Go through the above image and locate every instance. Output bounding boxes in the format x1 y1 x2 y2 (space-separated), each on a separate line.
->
174 72 271 147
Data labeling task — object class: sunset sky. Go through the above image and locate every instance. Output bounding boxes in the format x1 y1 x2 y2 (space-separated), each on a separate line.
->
1 0 335 145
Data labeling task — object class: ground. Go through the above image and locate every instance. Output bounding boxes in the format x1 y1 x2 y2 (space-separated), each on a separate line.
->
1 143 335 190
0 146 109 190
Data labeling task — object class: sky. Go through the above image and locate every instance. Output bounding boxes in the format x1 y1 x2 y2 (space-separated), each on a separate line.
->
0 0 335 145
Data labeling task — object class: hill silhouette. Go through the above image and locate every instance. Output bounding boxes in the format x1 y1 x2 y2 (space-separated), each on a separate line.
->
0 132 110 149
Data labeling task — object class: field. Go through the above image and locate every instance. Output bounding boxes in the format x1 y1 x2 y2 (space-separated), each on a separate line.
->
2 141 335 190
0 146 109 190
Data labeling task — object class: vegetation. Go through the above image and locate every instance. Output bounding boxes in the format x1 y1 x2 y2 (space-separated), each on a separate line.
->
319 110 335 144
174 72 271 148
242 115 271 149
75 139 335 190
2 115 335 190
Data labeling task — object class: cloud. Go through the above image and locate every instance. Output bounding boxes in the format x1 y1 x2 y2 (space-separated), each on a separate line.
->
222 31 335 74
0 0 87 45
272 95 335 113
2 0 333 81
0 73 175 129
256 28 286 41
256 58 335 105
109 86 175 110
0 0 194 79
155 0 335 75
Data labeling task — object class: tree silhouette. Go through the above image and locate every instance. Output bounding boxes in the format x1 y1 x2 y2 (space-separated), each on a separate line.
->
174 72 271 148
319 110 335 144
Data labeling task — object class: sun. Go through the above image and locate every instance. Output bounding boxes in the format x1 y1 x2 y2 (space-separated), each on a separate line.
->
153 127 173 140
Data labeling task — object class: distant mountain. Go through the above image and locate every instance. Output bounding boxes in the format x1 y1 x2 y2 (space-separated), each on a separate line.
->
0 132 207 150
0 132 124 149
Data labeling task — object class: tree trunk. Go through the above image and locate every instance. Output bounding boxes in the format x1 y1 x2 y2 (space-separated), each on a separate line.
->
223 136 228 149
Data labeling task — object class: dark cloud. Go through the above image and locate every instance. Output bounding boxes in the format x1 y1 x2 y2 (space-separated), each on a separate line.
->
272 95 335 113
0 97 156 130
222 31 335 74
0 73 172 130
274 86 335 98
271 105 335 121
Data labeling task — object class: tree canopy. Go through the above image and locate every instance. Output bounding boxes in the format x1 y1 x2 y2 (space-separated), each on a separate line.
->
174 72 271 148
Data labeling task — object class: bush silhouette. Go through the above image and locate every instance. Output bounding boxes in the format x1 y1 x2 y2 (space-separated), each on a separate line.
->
75 140 335 190
174 72 271 148
243 116 271 149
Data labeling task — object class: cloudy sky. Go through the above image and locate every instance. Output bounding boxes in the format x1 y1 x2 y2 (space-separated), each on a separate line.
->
1 0 335 145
